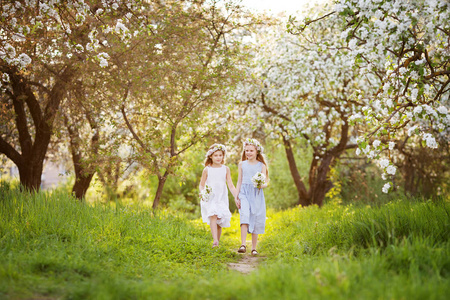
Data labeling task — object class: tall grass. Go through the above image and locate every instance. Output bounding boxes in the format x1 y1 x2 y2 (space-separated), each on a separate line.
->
256 199 450 299
0 183 238 299
1 182 449 299
261 199 450 256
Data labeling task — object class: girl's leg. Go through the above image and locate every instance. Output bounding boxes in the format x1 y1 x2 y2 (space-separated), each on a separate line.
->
251 233 258 251
209 215 219 246
217 225 222 242
241 224 248 246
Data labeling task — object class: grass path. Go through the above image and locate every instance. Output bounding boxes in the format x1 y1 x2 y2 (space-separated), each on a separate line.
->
219 213 267 274
228 253 263 274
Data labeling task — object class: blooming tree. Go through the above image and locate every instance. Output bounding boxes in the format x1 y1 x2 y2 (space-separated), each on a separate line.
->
232 9 379 206
95 0 255 208
57 1 156 199
0 0 124 191
302 0 450 192
61 72 125 200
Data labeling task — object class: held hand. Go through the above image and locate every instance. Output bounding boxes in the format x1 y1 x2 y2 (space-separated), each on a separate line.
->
234 197 241 209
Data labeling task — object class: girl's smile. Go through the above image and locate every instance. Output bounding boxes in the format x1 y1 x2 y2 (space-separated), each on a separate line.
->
244 145 257 160
211 151 224 166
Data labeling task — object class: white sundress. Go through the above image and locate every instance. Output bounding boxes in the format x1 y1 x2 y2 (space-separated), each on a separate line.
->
200 165 232 228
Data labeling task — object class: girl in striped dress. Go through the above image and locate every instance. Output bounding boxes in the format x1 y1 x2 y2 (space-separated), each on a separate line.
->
235 138 269 255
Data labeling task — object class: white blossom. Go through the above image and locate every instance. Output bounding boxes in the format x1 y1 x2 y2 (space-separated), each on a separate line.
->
413 106 422 115
348 39 357 49
382 182 391 193
386 165 396 175
39 2 50 13
97 52 110 68
379 158 389 168
3 43 16 58
115 20 129 34
410 88 419 101
414 58 426 65
74 44 84 53
422 133 438 149
372 139 381 148
17 53 31 68
75 13 85 24
2 73 10 82
362 145 370 154
437 106 448 115
408 126 418 136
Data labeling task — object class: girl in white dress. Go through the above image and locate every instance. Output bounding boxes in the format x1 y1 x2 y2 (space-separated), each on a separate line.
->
199 144 238 248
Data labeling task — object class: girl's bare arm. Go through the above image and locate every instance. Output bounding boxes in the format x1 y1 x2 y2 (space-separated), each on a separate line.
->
234 162 243 209
225 166 238 198
199 168 208 191
261 164 269 189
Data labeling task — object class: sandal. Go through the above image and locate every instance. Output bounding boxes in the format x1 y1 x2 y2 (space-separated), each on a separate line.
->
251 249 259 256
237 245 246 253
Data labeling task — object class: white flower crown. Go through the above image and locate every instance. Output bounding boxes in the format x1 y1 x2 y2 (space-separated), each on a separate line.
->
243 138 264 154
206 144 227 158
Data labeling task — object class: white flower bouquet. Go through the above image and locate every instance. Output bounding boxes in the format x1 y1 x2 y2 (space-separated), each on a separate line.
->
251 172 266 194
200 185 213 202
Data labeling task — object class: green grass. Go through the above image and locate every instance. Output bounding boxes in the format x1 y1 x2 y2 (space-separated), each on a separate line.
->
258 200 450 299
0 183 238 299
1 183 449 299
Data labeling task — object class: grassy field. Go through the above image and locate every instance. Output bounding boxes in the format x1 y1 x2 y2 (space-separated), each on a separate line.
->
1 183 449 299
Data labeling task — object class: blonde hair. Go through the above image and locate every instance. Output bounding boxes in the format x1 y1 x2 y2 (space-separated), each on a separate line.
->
204 144 226 166
241 144 269 177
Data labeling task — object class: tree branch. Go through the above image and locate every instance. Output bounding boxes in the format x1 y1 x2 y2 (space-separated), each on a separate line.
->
0 135 23 167
289 11 336 35
120 87 159 168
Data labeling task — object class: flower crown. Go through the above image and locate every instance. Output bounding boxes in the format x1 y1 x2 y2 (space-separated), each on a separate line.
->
206 144 227 158
243 138 264 154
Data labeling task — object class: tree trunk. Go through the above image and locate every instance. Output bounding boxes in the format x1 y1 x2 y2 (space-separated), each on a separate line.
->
71 143 95 200
152 173 168 209
0 64 77 192
280 118 351 208
281 135 333 207
72 173 95 200
282 135 310 206
17 160 44 191
65 114 99 200
310 154 334 207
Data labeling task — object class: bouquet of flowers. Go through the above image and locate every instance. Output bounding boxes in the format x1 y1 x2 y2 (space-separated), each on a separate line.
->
199 185 213 202
251 172 266 194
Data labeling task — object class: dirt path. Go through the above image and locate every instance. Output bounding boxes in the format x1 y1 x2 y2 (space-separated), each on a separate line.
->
228 254 263 274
